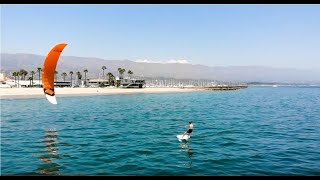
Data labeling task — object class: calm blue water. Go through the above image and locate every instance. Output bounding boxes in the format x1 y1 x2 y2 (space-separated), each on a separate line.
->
1 86 320 175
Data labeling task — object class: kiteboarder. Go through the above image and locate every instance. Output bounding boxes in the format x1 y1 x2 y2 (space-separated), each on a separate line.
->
182 121 193 138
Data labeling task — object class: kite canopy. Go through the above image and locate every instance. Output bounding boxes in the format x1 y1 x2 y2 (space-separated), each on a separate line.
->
42 43 68 104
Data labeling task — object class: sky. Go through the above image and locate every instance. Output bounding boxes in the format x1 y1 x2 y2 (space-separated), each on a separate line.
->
1 4 320 70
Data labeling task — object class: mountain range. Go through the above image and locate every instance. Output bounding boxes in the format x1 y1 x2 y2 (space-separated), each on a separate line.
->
1 53 319 84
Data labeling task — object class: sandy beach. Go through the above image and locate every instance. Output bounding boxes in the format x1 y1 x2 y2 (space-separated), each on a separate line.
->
0 87 199 99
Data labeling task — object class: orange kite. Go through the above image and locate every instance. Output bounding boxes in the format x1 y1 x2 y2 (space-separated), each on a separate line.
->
42 43 68 104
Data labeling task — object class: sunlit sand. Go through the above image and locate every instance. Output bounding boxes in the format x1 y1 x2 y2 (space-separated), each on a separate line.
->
0 87 198 99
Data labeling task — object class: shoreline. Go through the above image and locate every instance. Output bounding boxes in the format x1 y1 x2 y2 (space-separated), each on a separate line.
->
0 87 199 99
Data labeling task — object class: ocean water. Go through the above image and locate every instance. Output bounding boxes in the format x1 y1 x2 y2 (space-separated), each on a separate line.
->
1 86 320 176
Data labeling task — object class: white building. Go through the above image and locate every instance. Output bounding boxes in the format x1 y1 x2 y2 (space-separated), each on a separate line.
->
0 72 5 81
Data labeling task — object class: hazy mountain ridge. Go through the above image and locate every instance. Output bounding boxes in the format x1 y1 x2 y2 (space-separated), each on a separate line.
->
1 53 319 84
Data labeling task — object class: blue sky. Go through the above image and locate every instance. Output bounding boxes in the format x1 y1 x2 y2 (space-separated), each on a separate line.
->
1 4 320 70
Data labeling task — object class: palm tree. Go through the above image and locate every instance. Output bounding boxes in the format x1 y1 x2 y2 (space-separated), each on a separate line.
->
12 72 18 87
37 67 42 87
120 68 126 78
128 70 133 79
83 69 88 87
107 72 113 86
111 74 115 86
69 71 73 87
23 69 28 80
54 71 58 83
109 73 116 86
76 71 82 86
30 71 35 86
117 68 126 79
17 70 21 80
61 72 67 82
17 71 21 88
117 68 122 78
117 68 125 87
101 66 106 80
19 69 28 80
28 77 32 87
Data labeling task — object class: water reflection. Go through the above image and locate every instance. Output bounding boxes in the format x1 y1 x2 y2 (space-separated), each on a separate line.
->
37 129 62 175
180 141 194 168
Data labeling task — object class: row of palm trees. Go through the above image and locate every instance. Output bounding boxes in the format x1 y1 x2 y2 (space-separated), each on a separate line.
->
11 66 134 87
